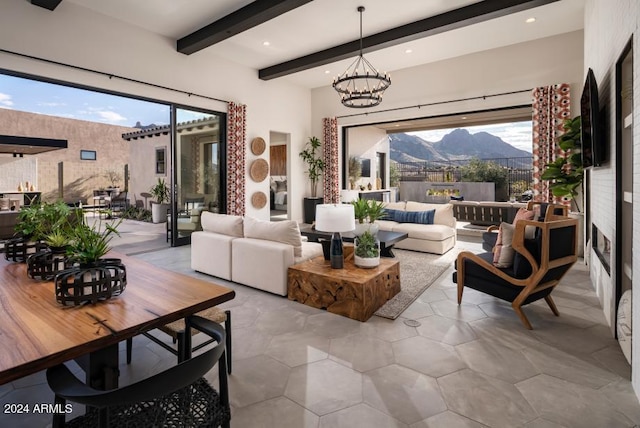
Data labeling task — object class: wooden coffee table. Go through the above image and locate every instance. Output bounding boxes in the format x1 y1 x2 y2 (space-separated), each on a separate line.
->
288 248 400 322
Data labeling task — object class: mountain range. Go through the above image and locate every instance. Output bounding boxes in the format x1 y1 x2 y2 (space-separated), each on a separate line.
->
389 129 531 164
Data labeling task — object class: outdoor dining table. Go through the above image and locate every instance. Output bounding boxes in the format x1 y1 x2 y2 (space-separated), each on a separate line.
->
0 251 235 390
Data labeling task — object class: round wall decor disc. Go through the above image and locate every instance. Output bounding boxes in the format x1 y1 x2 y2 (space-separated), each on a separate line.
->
251 191 267 209
249 158 269 182
251 137 266 155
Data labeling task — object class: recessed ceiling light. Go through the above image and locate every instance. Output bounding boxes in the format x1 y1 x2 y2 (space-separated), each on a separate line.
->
394 124 400 127
461 116 467 120
262 41 270 46
405 49 413 54
525 17 536 23
324 70 331 74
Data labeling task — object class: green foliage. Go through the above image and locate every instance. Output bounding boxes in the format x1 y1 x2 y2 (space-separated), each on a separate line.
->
67 218 121 264
150 178 170 204
355 231 379 258
351 199 385 224
14 201 72 240
460 158 508 186
299 136 325 197
45 229 72 249
541 116 583 211
120 206 152 222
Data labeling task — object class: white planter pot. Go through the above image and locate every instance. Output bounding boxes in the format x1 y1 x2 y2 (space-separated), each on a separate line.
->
354 255 380 269
151 203 169 223
354 222 379 236
568 211 584 257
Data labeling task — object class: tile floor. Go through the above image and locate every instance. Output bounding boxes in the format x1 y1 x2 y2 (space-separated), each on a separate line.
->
1 223 639 427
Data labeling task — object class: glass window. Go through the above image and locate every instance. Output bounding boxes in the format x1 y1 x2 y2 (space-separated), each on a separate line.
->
80 150 96 160
155 147 166 174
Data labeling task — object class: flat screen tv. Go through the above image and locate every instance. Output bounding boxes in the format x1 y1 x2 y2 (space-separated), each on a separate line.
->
580 68 605 167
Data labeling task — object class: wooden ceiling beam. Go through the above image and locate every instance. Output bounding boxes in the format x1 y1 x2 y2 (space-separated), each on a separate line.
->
178 0 314 55
259 0 559 80
30 0 63 11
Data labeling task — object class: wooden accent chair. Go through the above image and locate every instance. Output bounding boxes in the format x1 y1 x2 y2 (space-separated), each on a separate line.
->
482 202 569 252
454 217 579 329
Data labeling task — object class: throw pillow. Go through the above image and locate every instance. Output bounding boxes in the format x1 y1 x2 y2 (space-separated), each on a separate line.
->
244 216 303 257
200 212 244 237
381 208 397 221
512 207 535 239
394 209 435 225
493 222 516 268
275 180 287 192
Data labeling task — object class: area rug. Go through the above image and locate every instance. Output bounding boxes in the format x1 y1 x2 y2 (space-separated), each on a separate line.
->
374 249 455 320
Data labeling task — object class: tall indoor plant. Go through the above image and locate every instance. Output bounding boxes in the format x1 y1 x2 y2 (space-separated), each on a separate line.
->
541 116 583 212
299 136 325 198
150 178 170 223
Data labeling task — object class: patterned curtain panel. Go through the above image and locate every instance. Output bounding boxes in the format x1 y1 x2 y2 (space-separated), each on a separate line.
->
531 84 571 204
322 117 340 204
226 102 246 216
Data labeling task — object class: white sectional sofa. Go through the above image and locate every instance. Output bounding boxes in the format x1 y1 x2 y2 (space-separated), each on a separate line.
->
378 201 457 254
191 212 323 296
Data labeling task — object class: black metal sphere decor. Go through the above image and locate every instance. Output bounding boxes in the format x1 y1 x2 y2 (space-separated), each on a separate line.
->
54 258 127 306
27 248 72 281
332 6 391 108
4 236 45 263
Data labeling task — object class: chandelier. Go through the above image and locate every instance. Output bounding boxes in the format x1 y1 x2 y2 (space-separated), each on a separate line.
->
333 6 391 108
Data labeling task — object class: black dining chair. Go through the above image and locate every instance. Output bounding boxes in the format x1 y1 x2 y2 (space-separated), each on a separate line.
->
47 315 230 428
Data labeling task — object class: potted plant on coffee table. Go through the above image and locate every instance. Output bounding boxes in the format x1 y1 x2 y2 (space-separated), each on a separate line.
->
352 199 385 236
150 178 170 223
354 230 380 268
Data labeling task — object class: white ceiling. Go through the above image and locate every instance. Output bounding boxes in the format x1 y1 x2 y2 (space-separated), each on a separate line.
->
65 0 586 89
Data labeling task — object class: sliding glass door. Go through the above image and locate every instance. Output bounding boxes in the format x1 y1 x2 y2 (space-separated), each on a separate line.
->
171 106 226 246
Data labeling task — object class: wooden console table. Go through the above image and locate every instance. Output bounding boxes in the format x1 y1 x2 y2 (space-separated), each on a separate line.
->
287 252 400 321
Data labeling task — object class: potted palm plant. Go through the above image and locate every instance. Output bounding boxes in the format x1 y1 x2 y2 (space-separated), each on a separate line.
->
299 136 325 223
351 199 385 236
354 230 380 268
150 178 170 223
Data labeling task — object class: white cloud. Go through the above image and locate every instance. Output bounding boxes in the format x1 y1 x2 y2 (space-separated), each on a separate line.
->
0 93 14 107
96 111 127 122
37 102 67 107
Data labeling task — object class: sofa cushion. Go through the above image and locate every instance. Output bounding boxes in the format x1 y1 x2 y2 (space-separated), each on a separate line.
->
391 223 455 241
244 216 303 257
383 201 406 211
394 209 435 225
376 220 397 232
200 212 243 237
295 241 324 263
405 201 456 228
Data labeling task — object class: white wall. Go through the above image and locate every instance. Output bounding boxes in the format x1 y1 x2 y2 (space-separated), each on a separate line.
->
0 1 312 222
583 0 640 399
346 127 389 189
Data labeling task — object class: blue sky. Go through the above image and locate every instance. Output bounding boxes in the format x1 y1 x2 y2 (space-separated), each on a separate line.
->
0 74 532 151
0 74 211 127
408 121 533 153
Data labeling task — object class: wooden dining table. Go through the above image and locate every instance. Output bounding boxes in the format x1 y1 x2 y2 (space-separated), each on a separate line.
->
0 251 235 389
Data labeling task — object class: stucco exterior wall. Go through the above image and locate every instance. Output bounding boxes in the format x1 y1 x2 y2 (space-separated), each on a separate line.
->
0 109 134 203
